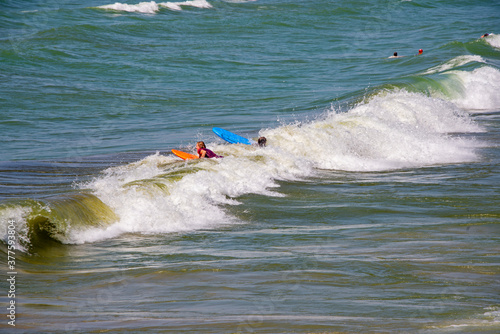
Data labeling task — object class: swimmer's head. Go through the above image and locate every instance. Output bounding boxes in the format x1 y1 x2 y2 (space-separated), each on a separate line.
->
257 137 267 147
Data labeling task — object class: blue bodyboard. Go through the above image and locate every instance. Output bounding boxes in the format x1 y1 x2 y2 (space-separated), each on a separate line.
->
213 127 252 145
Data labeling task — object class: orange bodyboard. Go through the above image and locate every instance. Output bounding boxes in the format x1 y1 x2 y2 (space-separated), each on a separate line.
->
172 149 198 160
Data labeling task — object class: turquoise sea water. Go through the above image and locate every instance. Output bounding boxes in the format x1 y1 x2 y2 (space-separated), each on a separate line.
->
1 0 500 332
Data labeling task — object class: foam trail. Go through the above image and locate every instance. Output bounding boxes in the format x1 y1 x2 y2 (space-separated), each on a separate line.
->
437 67 500 111
98 0 212 13
263 90 483 172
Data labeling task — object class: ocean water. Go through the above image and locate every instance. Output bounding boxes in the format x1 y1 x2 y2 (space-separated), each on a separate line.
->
1 0 500 332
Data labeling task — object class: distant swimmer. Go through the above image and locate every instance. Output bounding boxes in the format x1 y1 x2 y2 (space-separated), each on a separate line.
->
389 52 402 58
196 141 222 158
481 33 490 38
418 49 423 55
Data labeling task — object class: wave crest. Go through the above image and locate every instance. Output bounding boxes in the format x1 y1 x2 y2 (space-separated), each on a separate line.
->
98 1 212 14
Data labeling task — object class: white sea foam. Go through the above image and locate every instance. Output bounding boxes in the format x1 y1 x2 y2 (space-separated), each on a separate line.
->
263 90 482 172
61 89 485 244
98 0 212 13
423 55 485 75
160 0 212 11
70 148 306 243
99 1 159 14
437 66 500 111
0 205 33 252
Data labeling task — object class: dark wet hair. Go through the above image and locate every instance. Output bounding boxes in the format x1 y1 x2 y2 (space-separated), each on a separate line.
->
257 137 267 147
393 52 398 56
